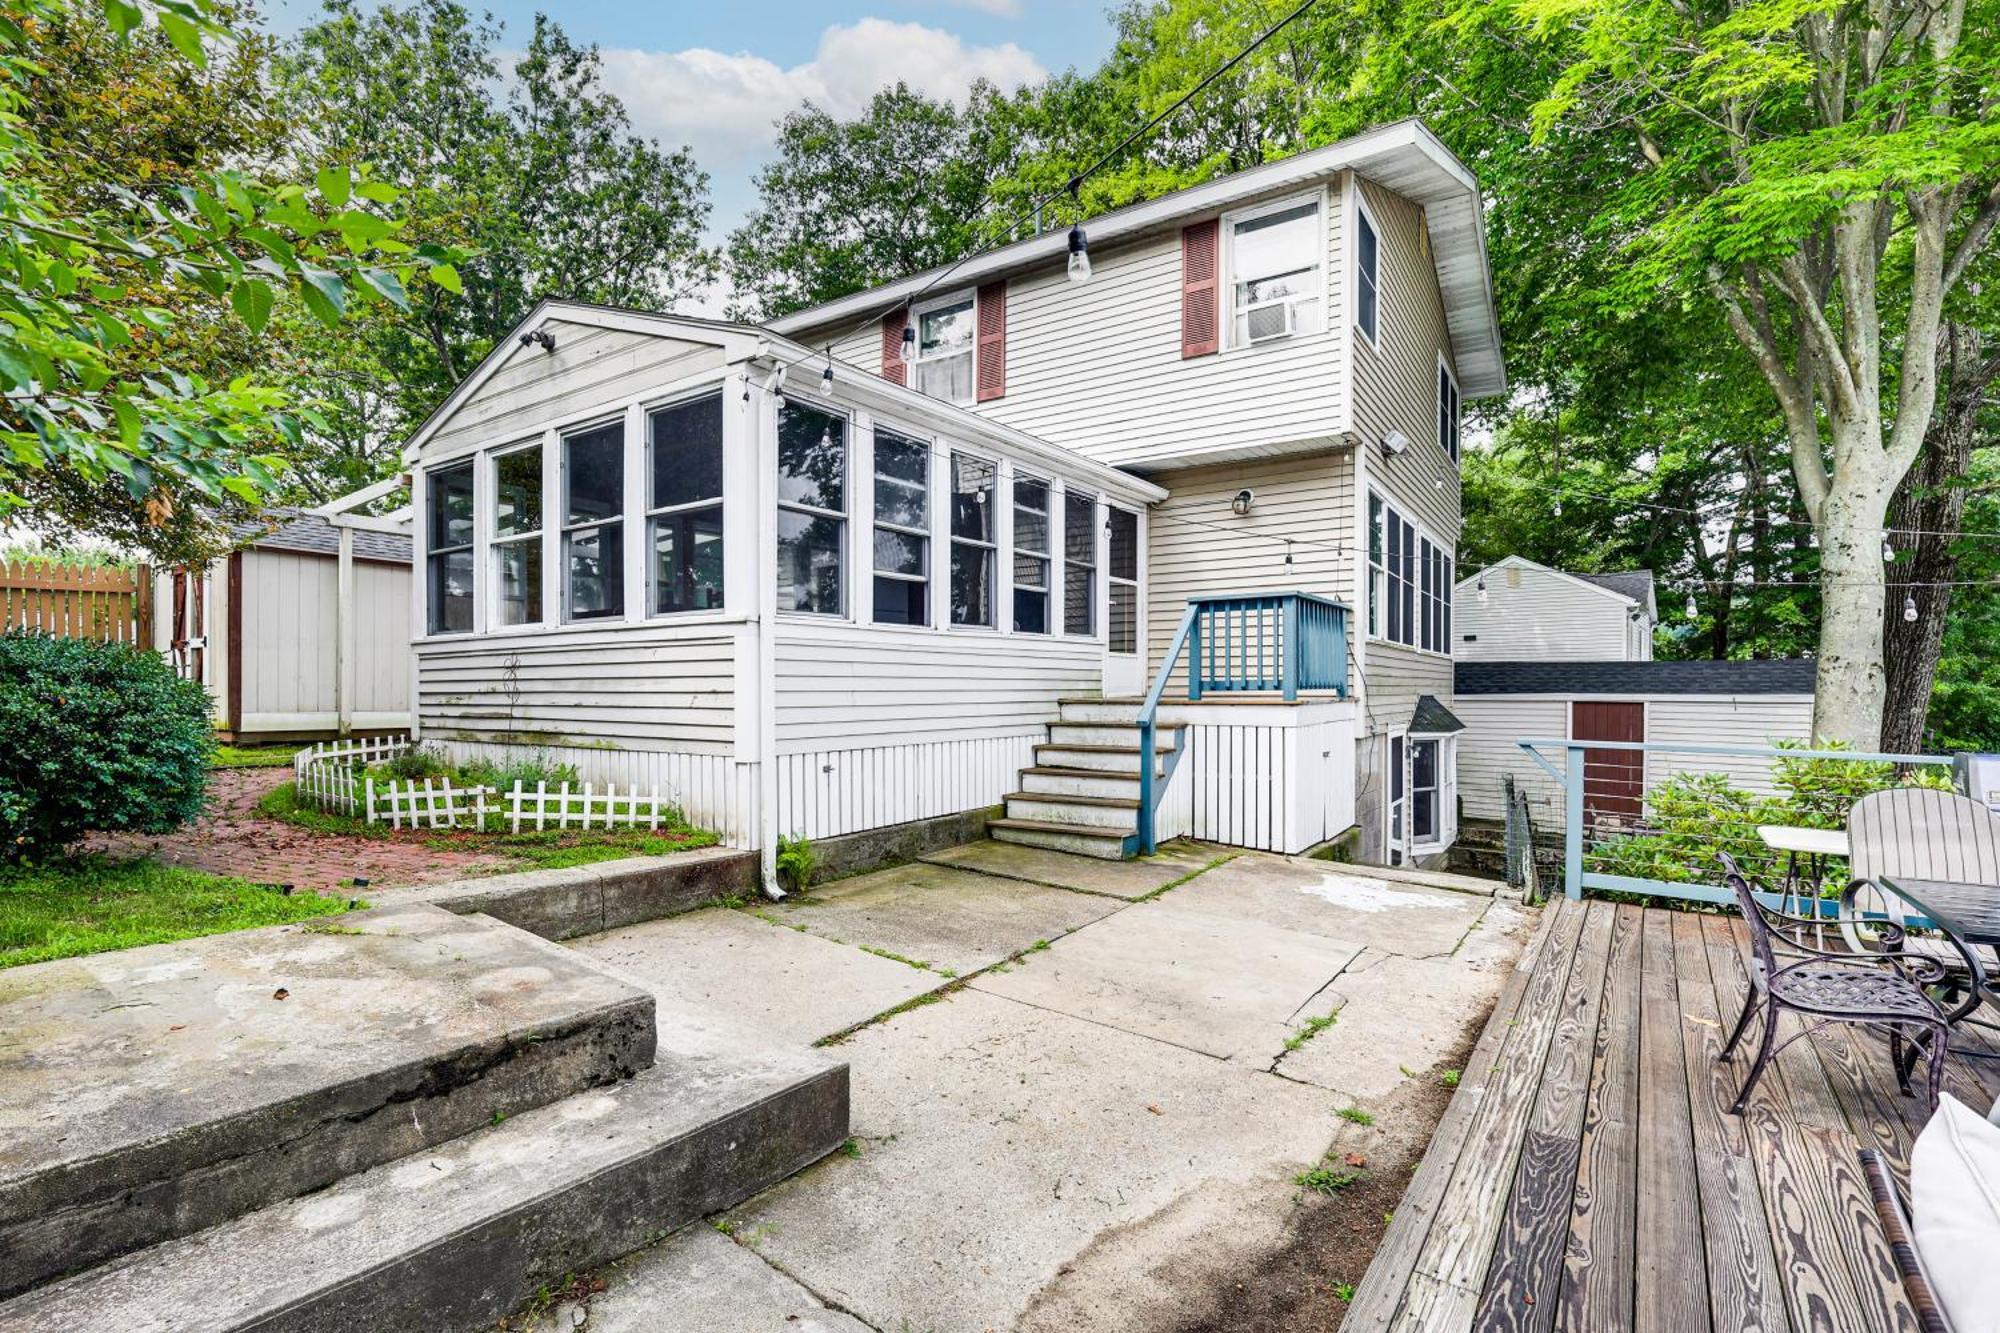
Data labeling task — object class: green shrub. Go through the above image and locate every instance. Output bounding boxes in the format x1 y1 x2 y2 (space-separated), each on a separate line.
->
367 745 454 783
0 631 213 860
776 834 816 894
459 750 581 790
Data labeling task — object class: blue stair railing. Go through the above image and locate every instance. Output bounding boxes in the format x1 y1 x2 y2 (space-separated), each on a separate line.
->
1135 592 1350 853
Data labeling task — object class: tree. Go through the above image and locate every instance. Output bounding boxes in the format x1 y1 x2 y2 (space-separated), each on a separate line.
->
1463 0 2000 744
0 0 454 556
276 1 716 485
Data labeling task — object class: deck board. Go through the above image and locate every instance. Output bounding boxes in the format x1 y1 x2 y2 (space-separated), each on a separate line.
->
1346 899 1985 1333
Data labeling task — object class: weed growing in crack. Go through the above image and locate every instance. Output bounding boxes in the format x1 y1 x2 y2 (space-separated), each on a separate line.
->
1296 1165 1362 1195
1337 1106 1374 1126
1334 1282 1357 1302
1284 1010 1338 1052
1440 1069 1461 1088
859 944 935 972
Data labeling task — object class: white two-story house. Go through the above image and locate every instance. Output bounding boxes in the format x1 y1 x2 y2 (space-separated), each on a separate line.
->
400 119 1504 875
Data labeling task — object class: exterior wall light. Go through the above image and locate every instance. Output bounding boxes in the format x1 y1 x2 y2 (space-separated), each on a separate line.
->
1231 488 1255 517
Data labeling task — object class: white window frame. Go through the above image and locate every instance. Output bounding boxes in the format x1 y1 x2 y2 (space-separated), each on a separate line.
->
1106 503 1140 656
911 290 977 407
644 389 727 618
1385 729 1407 866
1409 734 1449 849
1011 470 1052 635
558 414 628 624
871 425 933 627
489 439 545 629
1220 188 1328 352
1367 488 1452 659
775 400 851 619
1436 354 1461 462
1351 187 1382 349
947 448 999 630
1063 487 1099 638
425 458 477 637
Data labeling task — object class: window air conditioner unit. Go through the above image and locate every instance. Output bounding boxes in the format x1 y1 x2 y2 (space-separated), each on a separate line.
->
1244 299 1294 343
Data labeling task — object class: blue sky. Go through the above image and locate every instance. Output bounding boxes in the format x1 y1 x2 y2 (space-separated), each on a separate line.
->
261 2 1119 243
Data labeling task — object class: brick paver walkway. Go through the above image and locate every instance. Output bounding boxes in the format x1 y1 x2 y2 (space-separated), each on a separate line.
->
85 768 516 895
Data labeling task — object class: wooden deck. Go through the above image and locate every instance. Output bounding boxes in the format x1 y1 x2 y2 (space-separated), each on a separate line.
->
1344 896 2000 1332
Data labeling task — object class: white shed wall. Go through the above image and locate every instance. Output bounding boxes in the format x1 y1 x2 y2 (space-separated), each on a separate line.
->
1454 565 1637 661
231 549 410 735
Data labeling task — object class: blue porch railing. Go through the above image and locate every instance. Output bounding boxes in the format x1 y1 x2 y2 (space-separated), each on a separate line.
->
1516 738 1953 910
1137 593 1350 853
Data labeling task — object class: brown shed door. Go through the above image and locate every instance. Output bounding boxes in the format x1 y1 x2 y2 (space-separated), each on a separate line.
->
1572 701 1644 830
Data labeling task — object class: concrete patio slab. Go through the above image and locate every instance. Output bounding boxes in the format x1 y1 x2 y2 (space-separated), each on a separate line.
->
971 900 1362 1060
723 987 1332 1333
919 837 1224 900
569 908 940 1048
773 861 1123 976
533 1224 872 1333
1167 855 1492 957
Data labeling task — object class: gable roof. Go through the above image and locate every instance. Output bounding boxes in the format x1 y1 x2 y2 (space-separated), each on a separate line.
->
1457 555 1657 618
1573 570 1656 613
766 119 1505 398
227 509 410 563
1455 659 1816 697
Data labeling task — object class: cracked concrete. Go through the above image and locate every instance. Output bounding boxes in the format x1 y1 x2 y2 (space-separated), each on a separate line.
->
553 845 1535 1333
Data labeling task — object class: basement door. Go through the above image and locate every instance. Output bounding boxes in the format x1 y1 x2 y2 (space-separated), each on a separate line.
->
1571 700 1645 831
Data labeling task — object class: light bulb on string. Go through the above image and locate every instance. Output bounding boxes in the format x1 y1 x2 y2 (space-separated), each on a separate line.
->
820 351 834 396
1552 497 1563 519
1476 573 1488 606
899 323 916 364
1883 538 1895 563
1685 590 1698 619
1065 180 1090 283
1904 594 1919 623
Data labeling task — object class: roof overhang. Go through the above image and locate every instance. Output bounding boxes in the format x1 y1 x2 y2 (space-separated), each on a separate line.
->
769 119 1505 399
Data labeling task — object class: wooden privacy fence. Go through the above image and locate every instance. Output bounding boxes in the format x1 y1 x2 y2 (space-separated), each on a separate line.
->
1 561 151 645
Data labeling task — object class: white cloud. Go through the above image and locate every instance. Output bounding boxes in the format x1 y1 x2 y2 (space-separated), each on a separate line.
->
596 19 1047 167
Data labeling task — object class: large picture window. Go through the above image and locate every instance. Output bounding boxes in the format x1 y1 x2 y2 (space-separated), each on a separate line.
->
1012 474 1051 634
873 429 930 625
427 461 474 634
777 402 847 615
1368 490 1450 654
1226 197 1322 347
1108 506 1138 654
562 421 624 621
914 295 975 405
949 453 996 627
1355 200 1380 343
1064 489 1097 636
648 393 724 615
492 445 542 627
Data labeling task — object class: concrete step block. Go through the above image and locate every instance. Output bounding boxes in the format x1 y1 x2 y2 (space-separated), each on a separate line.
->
0 905 656 1297
1032 745 1166 777
1046 724 1179 751
989 820 1132 861
1019 767 1145 802
0 1048 849 1333
1003 793 1139 831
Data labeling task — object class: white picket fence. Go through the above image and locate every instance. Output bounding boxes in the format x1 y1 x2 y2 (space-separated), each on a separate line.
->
292 734 413 816
502 782 681 834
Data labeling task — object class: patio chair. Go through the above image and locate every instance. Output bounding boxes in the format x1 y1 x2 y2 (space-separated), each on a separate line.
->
1842 787 2000 1000
1717 852 1950 1117
1859 1148 1954 1333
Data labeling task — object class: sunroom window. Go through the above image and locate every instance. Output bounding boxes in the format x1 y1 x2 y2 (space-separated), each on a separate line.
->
427 461 474 634
1012 474 1051 634
777 401 847 615
648 393 724 615
1228 198 1322 347
949 453 996 627
914 295 975 405
562 421 624 621
492 445 542 627
1064 489 1096 636
873 429 930 626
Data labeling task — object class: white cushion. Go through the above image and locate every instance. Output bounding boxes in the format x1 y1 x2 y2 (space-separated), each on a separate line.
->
1913 1093 2000 1333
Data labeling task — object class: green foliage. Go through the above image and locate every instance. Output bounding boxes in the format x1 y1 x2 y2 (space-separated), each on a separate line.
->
0 0 461 535
776 834 817 895
0 854 353 968
366 745 454 783
458 751 581 791
0 630 212 859
210 744 296 769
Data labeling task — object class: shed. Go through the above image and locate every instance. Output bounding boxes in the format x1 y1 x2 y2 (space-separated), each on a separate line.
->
1454 556 1657 662
1453 658 1816 829
153 505 412 742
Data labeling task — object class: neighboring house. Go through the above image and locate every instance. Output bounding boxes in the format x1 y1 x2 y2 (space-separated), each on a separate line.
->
154 508 412 742
1453 659 1816 830
1454 557 1657 661
400 119 1503 871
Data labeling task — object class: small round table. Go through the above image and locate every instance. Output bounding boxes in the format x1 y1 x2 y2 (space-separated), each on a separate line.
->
1756 824 1848 927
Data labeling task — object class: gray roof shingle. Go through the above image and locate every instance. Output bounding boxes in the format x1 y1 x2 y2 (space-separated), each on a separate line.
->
1573 569 1656 607
1411 694 1466 734
226 509 410 563
1455 658 1815 697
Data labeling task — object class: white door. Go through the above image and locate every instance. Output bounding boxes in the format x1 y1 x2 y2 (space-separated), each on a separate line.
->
1104 504 1143 697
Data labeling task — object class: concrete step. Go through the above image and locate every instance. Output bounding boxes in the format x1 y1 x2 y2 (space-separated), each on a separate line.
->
0 904 656 1298
1019 766 1145 802
1004 792 1140 831
989 818 1133 860
0 1047 849 1333
1057 698 1142 726
1046 723 1181 751
1032 744 1168 777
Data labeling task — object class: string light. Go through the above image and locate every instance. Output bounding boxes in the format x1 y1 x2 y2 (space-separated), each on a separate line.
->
1685 590 1698 619
1476 573 1488 605
1066 183 1092 284
899 322 916 364
1883 538 1895 563
1903 593 1919 623
820 349 834 395
1552 497 1562 518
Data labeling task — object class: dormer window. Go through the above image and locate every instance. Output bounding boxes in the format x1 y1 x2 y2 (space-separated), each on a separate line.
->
914 294 975 404
1225 196 1323 348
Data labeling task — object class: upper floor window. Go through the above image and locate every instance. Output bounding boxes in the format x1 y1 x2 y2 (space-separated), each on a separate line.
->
1355 199 1380 344
562 421 625 621
1226 197 1322 347
648 393 725 615
915 294 975 405
1368 490 1449 654
427 461 474 634
776 401 847 615
1437 361 1460 461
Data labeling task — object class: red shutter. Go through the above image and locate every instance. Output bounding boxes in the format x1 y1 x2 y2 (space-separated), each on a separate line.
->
975 280 1007 401
1181 220 1220 359
880 312 906 386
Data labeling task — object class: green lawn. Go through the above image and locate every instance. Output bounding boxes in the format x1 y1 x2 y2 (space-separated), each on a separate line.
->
212 744 298 769
0 857 356 970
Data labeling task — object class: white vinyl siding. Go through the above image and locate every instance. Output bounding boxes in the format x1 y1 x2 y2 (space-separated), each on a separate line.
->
827 183 1348 472
234 549 410 733
1454 562 1643 661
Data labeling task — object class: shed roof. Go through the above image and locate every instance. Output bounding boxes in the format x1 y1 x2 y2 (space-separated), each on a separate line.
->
1410 695 1466 734
1455 659 1816 697
227 509 410 563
